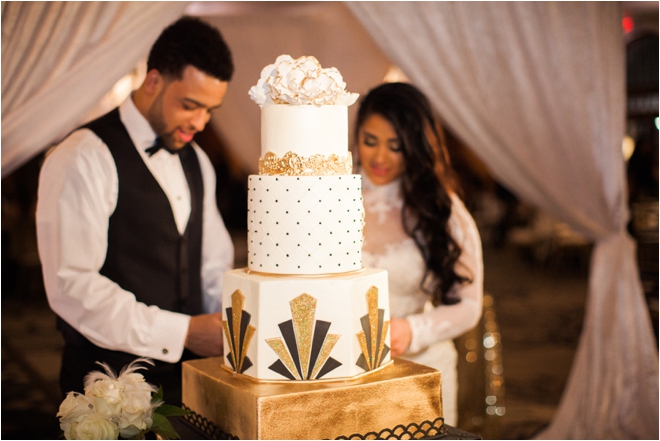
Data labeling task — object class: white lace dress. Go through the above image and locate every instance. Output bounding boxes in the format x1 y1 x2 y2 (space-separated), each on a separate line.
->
361 171 484 426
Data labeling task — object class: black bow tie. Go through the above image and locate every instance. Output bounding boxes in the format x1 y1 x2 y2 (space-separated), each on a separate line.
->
144 138 178 157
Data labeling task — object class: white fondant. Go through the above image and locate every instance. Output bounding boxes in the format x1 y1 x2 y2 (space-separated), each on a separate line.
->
222 268 391 381
261 105 349 158
248 174 363 275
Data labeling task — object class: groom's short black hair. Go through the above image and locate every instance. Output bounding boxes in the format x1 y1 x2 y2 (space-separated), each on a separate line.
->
147 16 234 81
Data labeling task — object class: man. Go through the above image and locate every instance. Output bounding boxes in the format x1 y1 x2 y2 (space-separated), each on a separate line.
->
36 17 234 405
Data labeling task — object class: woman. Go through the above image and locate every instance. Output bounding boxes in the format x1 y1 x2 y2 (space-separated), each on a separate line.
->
355 82 483 426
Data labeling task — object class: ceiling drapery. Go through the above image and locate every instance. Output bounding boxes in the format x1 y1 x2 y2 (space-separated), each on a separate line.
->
1 1 187 178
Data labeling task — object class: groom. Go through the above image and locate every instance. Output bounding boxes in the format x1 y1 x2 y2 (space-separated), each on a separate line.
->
36 17 235 406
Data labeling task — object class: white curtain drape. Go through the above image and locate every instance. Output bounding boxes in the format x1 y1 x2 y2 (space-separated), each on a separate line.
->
348 2 658 439
1 1 188 178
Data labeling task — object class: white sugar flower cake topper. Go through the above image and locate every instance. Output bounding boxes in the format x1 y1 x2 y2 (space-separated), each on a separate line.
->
249 54 359 107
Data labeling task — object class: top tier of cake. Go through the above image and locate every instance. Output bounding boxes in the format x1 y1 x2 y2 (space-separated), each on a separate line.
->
247 55 363 275
249 54 359 166
260 105 348 160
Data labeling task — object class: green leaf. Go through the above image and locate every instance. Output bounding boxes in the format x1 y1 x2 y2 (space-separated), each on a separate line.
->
151 413 181 440
152 385 164 403
154 403 191 417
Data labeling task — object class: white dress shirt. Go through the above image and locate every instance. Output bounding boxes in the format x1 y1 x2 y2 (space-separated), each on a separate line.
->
36 96 234 363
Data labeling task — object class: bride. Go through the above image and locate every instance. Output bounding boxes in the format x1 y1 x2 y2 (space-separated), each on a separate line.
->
355 82 484 427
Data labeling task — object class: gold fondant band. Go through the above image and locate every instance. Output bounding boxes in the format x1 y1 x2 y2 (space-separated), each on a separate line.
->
244 267 365 278
259 151 353 176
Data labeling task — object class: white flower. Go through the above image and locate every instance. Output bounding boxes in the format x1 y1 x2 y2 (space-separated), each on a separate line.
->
58 358 170 440
57 392 95 439
116 372 156 437
119 372 155 414
58 392 93 421
85 378 123 417
69 412 119 440
118 412 153 439
248 54 359 107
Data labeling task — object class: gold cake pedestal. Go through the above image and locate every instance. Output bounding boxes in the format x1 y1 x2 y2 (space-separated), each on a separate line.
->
182 357 444 440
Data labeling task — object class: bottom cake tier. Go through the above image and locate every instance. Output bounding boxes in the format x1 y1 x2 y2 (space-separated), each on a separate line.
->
182 357 444 440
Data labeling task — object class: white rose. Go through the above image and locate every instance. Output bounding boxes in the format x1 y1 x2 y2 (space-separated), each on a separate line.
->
118 412 153 439
119 376 154 416
58 393 95 440
85 378 123 417
57 392 93 422
68 412 119 440
116 372 156 436
86 378 123 404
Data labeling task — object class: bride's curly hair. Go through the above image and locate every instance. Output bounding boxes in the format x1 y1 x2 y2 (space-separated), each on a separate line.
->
355 82 471 306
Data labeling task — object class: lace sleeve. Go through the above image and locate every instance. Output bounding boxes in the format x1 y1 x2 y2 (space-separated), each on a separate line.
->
405 195 484 354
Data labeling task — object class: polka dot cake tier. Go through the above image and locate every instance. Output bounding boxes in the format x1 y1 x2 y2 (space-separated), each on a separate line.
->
248 174 363 274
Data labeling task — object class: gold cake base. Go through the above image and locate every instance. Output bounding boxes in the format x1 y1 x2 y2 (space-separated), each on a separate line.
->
182 357 443 440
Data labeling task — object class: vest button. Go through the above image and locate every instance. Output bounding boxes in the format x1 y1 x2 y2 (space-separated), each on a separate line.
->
162 348 169 355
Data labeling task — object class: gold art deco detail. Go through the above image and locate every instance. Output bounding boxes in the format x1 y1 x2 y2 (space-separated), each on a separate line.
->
222 290 256 374
266 293 342 380
259 151 353 176
356 286 390 371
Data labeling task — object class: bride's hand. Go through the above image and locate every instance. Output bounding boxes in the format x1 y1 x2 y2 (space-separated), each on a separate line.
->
390 317 412 357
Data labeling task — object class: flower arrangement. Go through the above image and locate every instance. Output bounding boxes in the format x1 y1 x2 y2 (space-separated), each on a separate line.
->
249 54 359 107
56 358 189 440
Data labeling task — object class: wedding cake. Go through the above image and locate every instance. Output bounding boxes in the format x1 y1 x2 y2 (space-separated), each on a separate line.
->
182 56 444 440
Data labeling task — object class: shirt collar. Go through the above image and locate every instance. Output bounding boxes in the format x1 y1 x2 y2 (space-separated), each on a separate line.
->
118 94 158 151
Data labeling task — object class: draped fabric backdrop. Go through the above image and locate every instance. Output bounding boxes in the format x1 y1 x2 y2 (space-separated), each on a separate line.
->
1 1 188 178
348 2 658 439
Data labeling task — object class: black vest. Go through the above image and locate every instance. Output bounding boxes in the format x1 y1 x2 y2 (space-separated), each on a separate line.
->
58 108 204 345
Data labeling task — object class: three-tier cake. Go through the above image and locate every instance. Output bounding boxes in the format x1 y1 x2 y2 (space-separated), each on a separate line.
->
182 55 444 440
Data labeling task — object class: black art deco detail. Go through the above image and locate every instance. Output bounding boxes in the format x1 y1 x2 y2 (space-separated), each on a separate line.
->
266 293 342 380
222 290 256 374
356 286 390 372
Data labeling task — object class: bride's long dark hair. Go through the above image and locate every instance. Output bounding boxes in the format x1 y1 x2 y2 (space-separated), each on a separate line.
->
355 82 471 306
